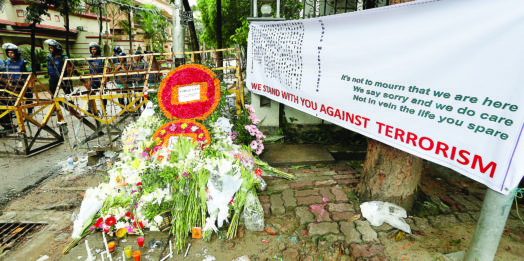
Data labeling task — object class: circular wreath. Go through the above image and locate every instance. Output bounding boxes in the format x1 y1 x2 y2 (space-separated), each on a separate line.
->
151 120 211 148
158 64 221 120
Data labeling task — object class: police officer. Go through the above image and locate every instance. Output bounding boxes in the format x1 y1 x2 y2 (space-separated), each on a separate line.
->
3 43 31 86
143 51 159 87
0 56 11 131
112 46 122 65
3 43 32 126
44 39 71 97
132 50 145 87
113 46 123 57
87 42 106 89
114 52 130 105
87 42 106 107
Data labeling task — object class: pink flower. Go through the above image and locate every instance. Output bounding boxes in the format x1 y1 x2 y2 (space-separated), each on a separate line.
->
183 172 187 177
322 197 329 203
250 140 258 150
249 113 261 124
255 147 263 155
246 104 255 114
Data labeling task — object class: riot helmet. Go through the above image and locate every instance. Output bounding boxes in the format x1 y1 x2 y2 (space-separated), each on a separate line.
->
2 43 21 59
118 52 127 63
88 42 102 56
113 46 122 56
133 51 143 62
44 39 63 55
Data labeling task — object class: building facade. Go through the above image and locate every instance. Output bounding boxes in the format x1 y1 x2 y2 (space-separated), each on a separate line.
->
0 0 173 63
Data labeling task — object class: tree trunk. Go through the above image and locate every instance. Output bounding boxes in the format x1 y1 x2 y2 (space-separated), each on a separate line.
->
182 0 200 62
99 4 103 45
356 139 423 210
128 12 133 53
65 1 70 57
30 23 37 73
216 0 223 67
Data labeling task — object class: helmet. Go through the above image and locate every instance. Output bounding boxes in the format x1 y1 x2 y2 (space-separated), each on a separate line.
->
144 51 153 54
113 46 122 55
133 51 142 55
118 52 127 62
44 39 63 55
88 42 101 55
2 43 21 59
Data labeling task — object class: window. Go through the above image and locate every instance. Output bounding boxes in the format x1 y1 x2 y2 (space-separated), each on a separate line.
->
260 96 271 108
16 10 24 17
55 15 60 22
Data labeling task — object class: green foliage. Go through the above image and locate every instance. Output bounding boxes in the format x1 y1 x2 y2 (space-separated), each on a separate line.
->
134 4 170 51
24 1 50 25
230 20 249 46
197 0 250 48
20 47 48 65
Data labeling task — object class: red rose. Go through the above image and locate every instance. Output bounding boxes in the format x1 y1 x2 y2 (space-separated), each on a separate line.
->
125 212 132 218
94 217 103 227
130 214 135 220
145 148 150 152
144 94 148 99
136 182 143 186
103 227 110 233
133 221 144 229
254 168 262 178
105 216 116 227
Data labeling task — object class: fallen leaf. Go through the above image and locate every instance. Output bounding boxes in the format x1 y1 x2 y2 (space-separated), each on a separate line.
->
396 231 405 241
347 214 361 222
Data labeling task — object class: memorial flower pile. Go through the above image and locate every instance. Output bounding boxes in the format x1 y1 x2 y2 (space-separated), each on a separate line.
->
65 65 296 254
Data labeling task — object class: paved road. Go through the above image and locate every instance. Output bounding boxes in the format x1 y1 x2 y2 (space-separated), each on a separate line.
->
0 143 70 209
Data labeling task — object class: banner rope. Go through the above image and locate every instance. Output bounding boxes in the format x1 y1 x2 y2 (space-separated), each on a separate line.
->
503 187 524 225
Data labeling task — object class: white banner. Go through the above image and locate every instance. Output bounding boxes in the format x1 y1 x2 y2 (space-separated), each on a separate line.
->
247 0 524 194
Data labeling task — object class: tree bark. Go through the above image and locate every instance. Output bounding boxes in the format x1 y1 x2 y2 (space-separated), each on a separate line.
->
128 11 133 53
98 4 103 45
216 0 223 67
356 139 423 210
65 1 70 57
182 0 200 62
30 23 37 72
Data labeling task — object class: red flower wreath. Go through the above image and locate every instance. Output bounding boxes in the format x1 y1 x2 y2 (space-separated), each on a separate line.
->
158 64 221 120
152 119 211 148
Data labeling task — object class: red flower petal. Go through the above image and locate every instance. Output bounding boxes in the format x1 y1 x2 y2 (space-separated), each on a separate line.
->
105 216 116 227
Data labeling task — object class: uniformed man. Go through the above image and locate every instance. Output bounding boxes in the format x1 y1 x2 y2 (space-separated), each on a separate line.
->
0 55 11 131
44 39 71 97
87 42 107 108
2 43 32 128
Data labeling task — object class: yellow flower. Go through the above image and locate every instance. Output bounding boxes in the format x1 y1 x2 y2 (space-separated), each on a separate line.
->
132 158 140 169
161 129 166 135
198 133 203 139
116 228 127 238
181 123 188 129
155 137 162 145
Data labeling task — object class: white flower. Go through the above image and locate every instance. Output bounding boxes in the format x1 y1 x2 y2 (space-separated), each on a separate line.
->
115 221 128 230
215 117 233 133
153 215 163 226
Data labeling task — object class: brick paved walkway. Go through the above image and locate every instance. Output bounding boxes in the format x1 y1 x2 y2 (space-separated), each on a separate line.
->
257 161 524 261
